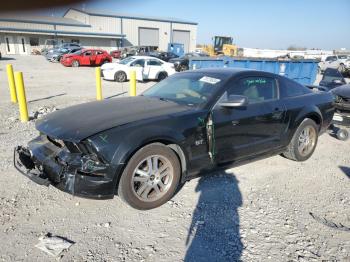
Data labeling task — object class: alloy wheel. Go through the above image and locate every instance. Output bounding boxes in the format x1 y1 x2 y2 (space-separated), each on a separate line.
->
131 155 173 202
298 126 316 156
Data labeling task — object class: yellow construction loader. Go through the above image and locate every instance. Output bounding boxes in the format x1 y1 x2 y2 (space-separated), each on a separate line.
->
202 36 238 57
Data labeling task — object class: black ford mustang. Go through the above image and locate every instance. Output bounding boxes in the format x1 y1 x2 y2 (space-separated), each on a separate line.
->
14 68 334 209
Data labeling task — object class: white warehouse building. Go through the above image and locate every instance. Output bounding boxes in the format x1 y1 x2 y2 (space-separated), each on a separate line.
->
0 8 197 55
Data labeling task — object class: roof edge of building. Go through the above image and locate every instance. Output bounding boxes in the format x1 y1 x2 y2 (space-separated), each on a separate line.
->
65 7 198 25
0 27 125 38
0 17 90 27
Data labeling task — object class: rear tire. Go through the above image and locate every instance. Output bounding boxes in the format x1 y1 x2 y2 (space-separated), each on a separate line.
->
157 72 168 81
72 60 79 67
115 71 127 82
118 144 181 210
283 118 318 161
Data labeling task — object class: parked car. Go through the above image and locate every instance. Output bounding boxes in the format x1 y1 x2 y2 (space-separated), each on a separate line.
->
14 68 334 210
330 85 350 140
120 46 155 58
110 50 122 59
101 56 175 82
60 49 112 67
318 55 348 73
148 51 179 62
319 68 347 90
44 42 81 56
46 47 82 62
169 52 209 72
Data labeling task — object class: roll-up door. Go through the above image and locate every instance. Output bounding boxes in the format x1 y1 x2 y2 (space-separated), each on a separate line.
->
173 30 190 52
139 27 159 47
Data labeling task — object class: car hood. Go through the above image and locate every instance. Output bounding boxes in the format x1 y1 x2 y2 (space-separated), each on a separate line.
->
332 84 350 98
101 62 125 70
36 96 192 142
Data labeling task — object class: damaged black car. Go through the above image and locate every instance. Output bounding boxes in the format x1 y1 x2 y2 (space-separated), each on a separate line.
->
14 68 334 210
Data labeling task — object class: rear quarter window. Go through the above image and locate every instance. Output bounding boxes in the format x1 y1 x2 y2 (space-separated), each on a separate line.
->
280 77 311 98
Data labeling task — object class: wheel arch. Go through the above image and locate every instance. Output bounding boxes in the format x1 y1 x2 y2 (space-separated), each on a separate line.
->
112 135 188 194
294 106 323 130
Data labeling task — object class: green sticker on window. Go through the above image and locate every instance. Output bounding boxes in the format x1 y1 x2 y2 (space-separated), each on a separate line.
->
245 78 267 86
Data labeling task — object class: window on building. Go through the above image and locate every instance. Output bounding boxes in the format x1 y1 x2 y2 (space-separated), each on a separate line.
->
29 37 39 46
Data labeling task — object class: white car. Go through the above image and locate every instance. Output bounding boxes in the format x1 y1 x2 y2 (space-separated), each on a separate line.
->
318 55 349 73
101 56 176 82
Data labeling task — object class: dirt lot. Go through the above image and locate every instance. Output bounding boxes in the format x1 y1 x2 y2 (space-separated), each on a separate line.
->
0 55 349 261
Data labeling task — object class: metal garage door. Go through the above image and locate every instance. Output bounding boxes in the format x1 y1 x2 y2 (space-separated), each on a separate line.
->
173 30 190 52
139 28 159 47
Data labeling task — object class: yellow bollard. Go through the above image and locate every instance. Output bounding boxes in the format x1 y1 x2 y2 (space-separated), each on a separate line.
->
6 64 17 103
14 72 29 122
96 67 102 100
130 70 136 96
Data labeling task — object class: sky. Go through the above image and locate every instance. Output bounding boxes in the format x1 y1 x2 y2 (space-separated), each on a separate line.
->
35 0 350 50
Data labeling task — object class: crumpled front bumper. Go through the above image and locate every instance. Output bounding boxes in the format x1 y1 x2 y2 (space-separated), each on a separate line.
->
14 135 116 199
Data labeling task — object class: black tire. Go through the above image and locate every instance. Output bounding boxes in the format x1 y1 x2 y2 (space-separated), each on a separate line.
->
71 60 79 67
115 71 127 82
157 72 168 81
118 144 181 210
336 129 349 141
282 118 318 161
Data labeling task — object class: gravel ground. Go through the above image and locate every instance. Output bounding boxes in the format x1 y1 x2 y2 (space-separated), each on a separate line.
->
0 55 349 261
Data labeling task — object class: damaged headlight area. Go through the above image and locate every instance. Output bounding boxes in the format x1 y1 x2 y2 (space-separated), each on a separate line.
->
14 134 114 199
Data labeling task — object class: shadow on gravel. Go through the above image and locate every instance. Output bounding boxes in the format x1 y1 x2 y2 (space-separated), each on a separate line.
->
339 166 350 179
0 57 16 61
185 171 242 262
28 93 66 103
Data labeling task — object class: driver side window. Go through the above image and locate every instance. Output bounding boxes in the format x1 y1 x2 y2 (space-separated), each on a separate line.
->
83 51 92 56
226 76 278 103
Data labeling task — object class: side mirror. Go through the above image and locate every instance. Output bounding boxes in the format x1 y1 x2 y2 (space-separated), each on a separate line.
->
219 95 248 108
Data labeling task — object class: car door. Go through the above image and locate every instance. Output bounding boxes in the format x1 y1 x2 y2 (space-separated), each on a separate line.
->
212 74 286 163
129 59 145 81
145 59 163 79
80 50 92 65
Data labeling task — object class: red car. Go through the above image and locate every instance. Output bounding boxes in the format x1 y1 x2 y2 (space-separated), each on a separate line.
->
110 50 121 59
60 49 112 67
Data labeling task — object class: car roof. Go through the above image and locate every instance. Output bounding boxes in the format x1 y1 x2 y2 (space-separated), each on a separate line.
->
130 55 161 60
189 67 257 77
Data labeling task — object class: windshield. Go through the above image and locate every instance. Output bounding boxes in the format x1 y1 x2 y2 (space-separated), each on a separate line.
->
338 55 348 59
119 57 135 65
322 68 345 83
142 72 226 106
72 50 82 55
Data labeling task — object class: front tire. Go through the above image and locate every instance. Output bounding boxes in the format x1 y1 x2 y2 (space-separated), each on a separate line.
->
115 71 127 82
283 118 318 161
118 144 181 210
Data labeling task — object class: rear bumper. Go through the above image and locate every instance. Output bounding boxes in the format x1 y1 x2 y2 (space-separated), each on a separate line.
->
14 136 116 199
